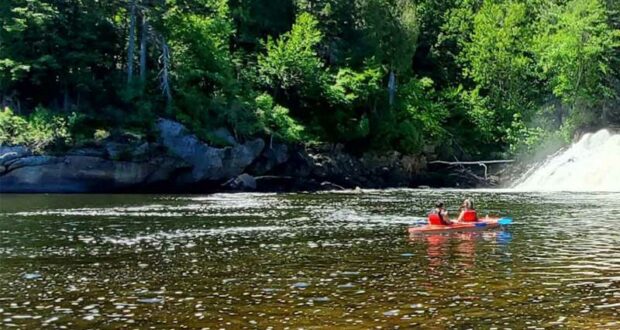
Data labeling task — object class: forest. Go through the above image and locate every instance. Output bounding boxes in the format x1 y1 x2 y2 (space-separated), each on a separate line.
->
1 0 619 159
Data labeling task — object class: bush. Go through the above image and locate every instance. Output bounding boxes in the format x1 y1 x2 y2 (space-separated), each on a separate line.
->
94 129 110 142
257 12 325 96
0 107 70 152
255 93 304 142
505 113 548 154
0 107 29 146
372 77 449 155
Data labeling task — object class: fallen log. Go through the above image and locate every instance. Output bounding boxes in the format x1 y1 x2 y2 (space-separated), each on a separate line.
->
429 160 514 180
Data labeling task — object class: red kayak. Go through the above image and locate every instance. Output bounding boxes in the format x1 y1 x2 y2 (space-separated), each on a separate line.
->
408 217 502 234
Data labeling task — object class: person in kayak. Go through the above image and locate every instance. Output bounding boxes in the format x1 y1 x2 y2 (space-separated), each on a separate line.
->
456 198 478 222
428 201 452 225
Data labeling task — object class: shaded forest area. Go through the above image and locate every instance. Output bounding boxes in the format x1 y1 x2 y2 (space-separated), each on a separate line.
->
1 0 619 159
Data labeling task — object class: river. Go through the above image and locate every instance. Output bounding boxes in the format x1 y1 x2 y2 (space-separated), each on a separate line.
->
1 190 619 328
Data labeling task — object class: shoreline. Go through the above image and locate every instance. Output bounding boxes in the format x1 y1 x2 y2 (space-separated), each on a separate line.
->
0 119 504 194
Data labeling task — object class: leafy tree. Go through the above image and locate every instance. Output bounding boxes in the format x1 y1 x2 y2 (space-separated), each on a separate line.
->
461 0 540 141
534 0 619 127
1 0 127 125
323 66 382 141
1 0 619 160
358 0 419 74
357 0 419 106
257 12 325 100
163 0 242 134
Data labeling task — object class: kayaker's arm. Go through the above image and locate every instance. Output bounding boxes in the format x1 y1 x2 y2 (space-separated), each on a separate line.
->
441 210 455 225
456 210 464 222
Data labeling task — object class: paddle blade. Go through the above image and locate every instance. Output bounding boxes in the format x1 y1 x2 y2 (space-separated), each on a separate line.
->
498 217 513 225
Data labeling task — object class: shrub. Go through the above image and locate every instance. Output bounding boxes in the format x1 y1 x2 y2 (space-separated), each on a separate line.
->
0 107 70 152
93 129 110 142
0 107 29 145
255 93 304 142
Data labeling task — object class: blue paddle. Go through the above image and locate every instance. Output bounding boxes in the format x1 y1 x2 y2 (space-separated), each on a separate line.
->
412 217 513 226
498 217 513 226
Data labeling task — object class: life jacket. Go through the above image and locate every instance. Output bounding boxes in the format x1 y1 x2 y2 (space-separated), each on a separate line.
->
461 209 478 222
428 213 448 225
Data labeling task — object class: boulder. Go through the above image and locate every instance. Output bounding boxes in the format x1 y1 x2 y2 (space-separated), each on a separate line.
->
0 145 31 165
104 142 129 160
0 142 187 193
156 118 264 183
220 139 265 178
278 148 314 178
5 155 62 171
0 154 180 193
249 143 290 175
131 142 152 160
271 143 290 164
223 173 257 191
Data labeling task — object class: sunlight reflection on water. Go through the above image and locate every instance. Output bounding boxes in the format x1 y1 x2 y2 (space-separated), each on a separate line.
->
1 190 620 328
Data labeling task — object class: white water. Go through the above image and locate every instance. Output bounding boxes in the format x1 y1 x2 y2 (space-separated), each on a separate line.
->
514 129 620 192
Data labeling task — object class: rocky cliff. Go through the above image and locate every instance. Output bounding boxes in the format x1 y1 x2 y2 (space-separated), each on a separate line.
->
0 119 432 193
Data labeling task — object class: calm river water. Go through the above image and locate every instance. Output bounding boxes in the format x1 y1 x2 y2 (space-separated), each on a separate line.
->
1 190 619 329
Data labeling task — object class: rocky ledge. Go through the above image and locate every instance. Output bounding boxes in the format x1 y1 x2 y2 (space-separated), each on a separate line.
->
0 118 435 193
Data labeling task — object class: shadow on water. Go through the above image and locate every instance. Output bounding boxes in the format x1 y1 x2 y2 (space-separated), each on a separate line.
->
0 189 619 328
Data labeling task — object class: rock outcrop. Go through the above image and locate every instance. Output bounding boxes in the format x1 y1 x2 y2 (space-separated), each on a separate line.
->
0 118 436 193
0 150 183 193
270 145 428 189
0 119 266 193
223 173 257 191
156 119 264 183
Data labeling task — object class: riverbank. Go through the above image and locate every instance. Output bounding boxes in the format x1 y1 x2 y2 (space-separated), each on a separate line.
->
1 118 491 193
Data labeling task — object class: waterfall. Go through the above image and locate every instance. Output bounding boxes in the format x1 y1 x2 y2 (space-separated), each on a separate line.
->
513 129 620 192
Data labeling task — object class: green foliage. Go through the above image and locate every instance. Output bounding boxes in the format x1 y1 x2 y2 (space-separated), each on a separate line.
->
255 93 304 142
505 113 548 154
257 12 324 95
534 0 619 106
93 129 110 142
373 77 449 154
326 67 382 106
230 0 295 49
0 107 70 151
0 108 28 146
358 0 419 74
462 1 540 141
165 0 239 130
534 0 620 141
1 0 620 159
1 0 124 116
524 0 619 154
323 66 382 141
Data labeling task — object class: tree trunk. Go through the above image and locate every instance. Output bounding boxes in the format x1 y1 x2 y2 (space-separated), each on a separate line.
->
139 13 148 82
63 87 70 112
388 70 396 106
126 0 137 83
159 35 172 105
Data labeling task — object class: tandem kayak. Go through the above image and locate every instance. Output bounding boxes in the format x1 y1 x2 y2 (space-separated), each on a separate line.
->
408 217 512 234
